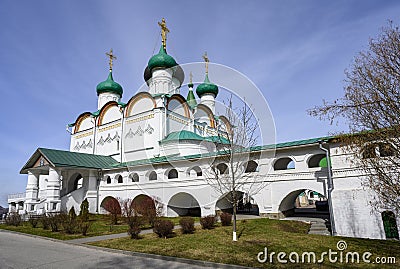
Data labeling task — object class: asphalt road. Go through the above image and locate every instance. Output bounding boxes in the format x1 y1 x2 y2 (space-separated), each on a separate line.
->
0 230 220 269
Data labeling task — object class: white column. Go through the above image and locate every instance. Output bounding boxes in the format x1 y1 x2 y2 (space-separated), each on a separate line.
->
25 171 39 212
46 167 61 212
86 170 98 214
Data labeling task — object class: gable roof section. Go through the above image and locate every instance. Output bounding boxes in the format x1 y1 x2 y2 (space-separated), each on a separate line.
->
20 148 118 174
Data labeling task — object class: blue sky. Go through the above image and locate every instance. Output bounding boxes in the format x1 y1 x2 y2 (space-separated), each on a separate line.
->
1 0 399 206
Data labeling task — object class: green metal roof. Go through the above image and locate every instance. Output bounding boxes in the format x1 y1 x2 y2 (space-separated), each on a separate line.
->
205 136 230 145
160 130 204 144
20 148 118 174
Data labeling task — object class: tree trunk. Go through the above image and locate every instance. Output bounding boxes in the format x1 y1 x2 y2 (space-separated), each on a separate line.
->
232 192 237 241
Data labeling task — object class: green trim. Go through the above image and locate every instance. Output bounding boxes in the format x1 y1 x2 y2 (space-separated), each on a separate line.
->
67 123 75 127
91 110 101 117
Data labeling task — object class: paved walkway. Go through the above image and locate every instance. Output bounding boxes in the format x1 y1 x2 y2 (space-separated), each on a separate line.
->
1 229 247 269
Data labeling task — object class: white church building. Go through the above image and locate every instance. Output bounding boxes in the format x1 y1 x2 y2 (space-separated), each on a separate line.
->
8 19 399 241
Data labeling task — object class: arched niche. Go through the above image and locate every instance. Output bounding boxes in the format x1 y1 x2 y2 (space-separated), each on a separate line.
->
194 104 215 128
218 115 232 133
97 101 121 126
166 94 191 118
74 112 93 134
125 92 156 117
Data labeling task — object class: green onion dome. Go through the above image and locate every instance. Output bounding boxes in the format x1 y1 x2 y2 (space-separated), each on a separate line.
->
148 45 177 71
96 71 123 96
196 74 219 97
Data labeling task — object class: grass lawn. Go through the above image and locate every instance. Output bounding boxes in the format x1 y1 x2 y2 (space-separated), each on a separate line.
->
90 218 400 268
0 214 200 240
0 214 128 240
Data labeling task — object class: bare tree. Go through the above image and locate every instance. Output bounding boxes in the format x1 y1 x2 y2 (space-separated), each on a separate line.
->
121 198 142 239
204 95 263 241
309 21 400 213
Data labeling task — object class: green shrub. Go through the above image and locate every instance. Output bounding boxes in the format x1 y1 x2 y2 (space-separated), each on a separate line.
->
179 217 195 234
40 214 50 230
79 199 89 222
5 212 21 226
153 219 174 238
200 215 216 229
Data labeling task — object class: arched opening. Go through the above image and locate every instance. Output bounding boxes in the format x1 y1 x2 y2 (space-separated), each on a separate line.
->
215 191 259 215
308 154 326 168
129 173 139 182
278 189 328 218
167 169 178 179
188 166 202 177
216 163 229 175
100 196 121 215
105 176 111 184
167 192 201 217
69 173 84 192
382 211 399 239
274 157 295 171
116 175 123 184
132 194 156 216
245 160 258 173
149 171 157 181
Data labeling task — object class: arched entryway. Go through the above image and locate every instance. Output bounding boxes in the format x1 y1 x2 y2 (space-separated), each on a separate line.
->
278 189 327 218
215 191 259 215
167 192 201 217
100 196 121 215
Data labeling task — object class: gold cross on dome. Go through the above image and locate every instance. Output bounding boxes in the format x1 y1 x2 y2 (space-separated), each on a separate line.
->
158 18 170 50
106 49 117 71
202 52 209 74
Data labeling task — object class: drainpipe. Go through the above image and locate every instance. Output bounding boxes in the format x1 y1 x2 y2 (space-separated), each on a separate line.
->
319 140 337 236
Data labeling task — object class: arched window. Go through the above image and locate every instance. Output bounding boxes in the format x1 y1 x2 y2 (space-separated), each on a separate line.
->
382 211 399 239
189 166 202 177
106 176 111 184
308 154 326 168
168 169 178 179
129 173 139 182
216 163 229 175
116 175 123 184
245 160 258 173
274 157 295 171
149 171 157 181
